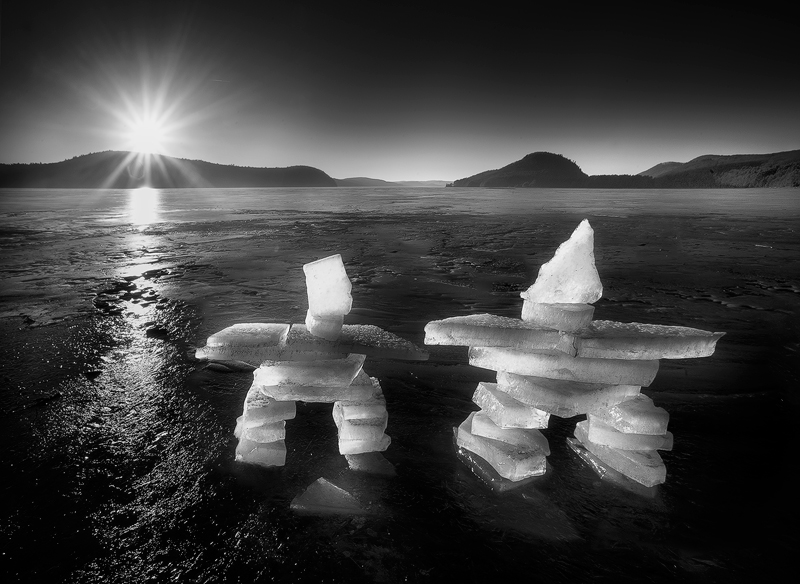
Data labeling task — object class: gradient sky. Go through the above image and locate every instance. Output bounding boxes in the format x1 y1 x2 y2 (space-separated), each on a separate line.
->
1 1 798 181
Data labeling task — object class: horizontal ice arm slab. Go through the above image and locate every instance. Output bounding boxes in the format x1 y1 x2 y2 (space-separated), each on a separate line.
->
195 322 291 363
288 324 428 361
574 320 725 360
520 301 595 333
473 382 550 429
469 346 660 386
574 421 666 487
586 416 673 451
423 313 575 354
253 353 365 387
456 413 546 481
470 411 550 455
495 371 640 418
290 478 367 516
589 394 669 435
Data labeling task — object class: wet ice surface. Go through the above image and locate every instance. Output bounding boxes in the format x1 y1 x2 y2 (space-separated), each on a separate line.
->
1 187 798 582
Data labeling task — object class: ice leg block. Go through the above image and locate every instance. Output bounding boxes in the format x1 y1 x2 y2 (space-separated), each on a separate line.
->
470 410 550 455
235 438 287 468
589 394 669 435
586 416 673 451
472 382 550 429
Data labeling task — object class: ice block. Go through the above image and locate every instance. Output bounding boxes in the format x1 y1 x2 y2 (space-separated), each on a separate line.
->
456 413 547 481
585 416 673 451
338 433 391 455
303 254 353 316
574 421 666 487
241 391 296 426
240 420 286 444
345 452 396 476
254 370 379 403
332 378 386 419
195 322 291 364
334 412 389 442
495 371 641 417
423 313 575 354
574 320 725 360
472 382 550 429
304 310 344 341
520 301 595 332
566 437 659 498
520 219 602 304
469 346 660 386
290 478 367 516
253 353 365 388
470 410 550 455
589 394 669 435
288 323 428 360
235 438 287 468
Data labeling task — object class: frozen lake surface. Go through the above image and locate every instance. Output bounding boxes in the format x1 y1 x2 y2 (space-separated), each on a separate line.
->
1 187 798 582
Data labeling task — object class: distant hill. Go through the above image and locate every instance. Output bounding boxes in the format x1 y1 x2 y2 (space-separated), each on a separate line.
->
0 151 337 188
450 150 800 188
335 177 399 187
395 180 449 187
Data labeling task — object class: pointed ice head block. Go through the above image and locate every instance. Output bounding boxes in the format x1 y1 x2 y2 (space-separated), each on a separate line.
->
574 421 666 487
469 346 660 387
521 219 602 304
574 320 725 360
253 353 365 387
242 390 296 427
303 254 353 317
290 478 367 516
456 413 547 481
521 301 595 333
473 382 550 429
288 323 429 360
196 323 291 363
589 394 669 435
495 371 641 418
470 410 550 455
235 438 287 468
253 369 379 403
423 313 576 355
586 416 673 451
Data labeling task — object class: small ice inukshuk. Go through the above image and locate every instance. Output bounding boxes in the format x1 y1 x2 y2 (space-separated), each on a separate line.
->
303 254 353 340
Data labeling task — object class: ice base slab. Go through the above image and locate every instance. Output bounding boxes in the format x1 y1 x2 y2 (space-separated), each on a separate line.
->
456 413 547 481
423 313 575 354
290 477 367 516
338 433 391 455
574 422 666 487
495 371 640 418
303 254 353 317
520 219 602 304
566 438 659 499
288 324 428 361
345 452 396 476
586 417 673 451
574 320 725 360
235 438 287 468
253 353 365 387
473 382 550 429
470 410 550 455
242 392 296 426
195 322 291 364
521 301 595 333
469 346 660 386
589 394 669 435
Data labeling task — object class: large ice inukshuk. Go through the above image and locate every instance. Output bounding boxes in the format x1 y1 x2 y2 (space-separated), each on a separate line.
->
424 219 724 489
195 254 428 473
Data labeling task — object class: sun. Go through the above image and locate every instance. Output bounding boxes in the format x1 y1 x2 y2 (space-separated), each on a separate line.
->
125 114 167 154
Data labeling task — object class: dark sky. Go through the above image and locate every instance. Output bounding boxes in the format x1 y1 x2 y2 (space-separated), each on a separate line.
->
1 1 798 180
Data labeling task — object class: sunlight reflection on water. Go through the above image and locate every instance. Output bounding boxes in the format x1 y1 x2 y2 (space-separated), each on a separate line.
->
128 187 160 227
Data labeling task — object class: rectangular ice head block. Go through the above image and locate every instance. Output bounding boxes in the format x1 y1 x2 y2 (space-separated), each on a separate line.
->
520 301 595 333
235 438 287 468
253 353 365 387
589 394 669 435
469 346 660 387
574 320 725 360
470 410 551 455
197 322 291 364
495 371 641 417
456 413 547 481
472 382 550 429
574 421 666 487
303 254 353 316
288 323 428 360
423 313 576 355
586 416 672 451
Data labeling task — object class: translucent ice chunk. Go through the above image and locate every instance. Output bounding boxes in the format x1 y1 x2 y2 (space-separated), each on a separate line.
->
235 438 287 467
470 410 550 455
566 437 659 498
520 301 595 332
472 382 550 429
253 353 365 387
333 378 386 419
586 416 672 450
495 371 641 417
241 420 286 444
290 477 367 516
345 452 396 476
254 370 379 403
303 254 353 316
338 433 391 455
241 391 296 426
574 421 666 487
574 320 725 360
520 219 603 304
288 323 428 360
423 313 575 355
454 439 546 493
334 411 388 442
589 394 669 435
195 322 290 364
304 310 344 341
469 346 660 386
456 413 547 481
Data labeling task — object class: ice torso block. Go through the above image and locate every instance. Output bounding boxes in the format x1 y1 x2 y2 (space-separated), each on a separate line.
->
303 254 353 317
589 394 669 435
254 369 378 403
472 382 550 429
253 353 365 388
521 219 602 304
520 301 595 332
469 346 660 386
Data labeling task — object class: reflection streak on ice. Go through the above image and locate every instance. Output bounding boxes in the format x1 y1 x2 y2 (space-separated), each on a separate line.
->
128 187 160 228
